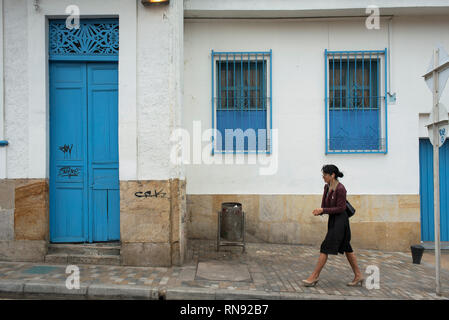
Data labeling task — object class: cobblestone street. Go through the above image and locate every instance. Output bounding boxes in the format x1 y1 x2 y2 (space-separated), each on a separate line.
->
0 240 448 300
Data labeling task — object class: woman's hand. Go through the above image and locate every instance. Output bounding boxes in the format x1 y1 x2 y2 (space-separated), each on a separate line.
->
313 208 324 216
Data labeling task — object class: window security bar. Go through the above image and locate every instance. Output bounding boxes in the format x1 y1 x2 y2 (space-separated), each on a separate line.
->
325 49 388 154
211 51 272 154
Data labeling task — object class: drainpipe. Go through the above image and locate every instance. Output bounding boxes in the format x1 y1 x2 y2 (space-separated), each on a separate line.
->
0 0 7 179
387 16 396 103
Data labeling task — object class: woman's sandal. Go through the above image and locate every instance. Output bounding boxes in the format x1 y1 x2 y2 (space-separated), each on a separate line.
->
302 278 319 287
347 278 364 287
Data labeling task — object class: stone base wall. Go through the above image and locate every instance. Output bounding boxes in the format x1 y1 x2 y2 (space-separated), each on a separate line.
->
186 194 421 252
0 179 49 262
120 179 186 267
0 178 187 267
0 240 47 262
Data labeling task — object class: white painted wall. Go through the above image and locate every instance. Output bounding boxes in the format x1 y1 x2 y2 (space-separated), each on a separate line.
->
184 0 449 18
136 0 184 180
0 0 5 179
2 0 184 181
3 0 448 193
4 0 28 179
183 15 449 195
185 0 449 11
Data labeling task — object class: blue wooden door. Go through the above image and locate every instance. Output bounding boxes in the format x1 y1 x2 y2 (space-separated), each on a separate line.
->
419 138 449 241
50 62 119 243
50 62 89 242
87 63 119 242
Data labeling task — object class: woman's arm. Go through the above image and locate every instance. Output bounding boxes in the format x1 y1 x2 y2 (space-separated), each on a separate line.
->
317 185 328 216
320 185 327 208
322 185 346 215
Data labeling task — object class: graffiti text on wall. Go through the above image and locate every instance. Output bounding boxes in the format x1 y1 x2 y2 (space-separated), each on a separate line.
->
59 144 73 157
135 190 167 198
58 166 80 178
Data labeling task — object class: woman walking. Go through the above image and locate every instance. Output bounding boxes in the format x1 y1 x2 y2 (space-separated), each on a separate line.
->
302 164 363 287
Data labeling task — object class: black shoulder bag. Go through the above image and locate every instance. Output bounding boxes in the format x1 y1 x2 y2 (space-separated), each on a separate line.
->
345 200 355 218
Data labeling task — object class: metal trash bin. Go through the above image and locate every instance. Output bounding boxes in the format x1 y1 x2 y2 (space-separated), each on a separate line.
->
217 202 245 252
411 245 425 264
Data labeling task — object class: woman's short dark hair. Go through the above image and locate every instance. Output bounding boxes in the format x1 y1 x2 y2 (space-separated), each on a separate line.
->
322 164 344 179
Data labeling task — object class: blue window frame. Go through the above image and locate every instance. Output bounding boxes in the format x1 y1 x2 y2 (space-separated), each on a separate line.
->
211 51 272 154
325 49 388 154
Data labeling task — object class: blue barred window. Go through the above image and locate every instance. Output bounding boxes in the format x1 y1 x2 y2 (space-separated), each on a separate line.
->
212 51 272 153
325 50 388 153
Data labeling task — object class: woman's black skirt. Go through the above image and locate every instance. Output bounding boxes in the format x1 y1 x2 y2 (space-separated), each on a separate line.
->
320 211 353 255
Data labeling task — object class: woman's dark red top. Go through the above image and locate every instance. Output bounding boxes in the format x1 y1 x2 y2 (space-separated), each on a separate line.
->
321 182 347 215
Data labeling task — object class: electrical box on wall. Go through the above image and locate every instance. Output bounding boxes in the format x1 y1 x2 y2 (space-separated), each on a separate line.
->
388 93 397 104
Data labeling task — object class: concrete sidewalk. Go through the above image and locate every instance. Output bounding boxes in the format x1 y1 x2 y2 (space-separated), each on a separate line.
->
0 240 448 300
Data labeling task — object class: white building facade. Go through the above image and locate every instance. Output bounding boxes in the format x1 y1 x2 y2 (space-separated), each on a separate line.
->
1 0 449 266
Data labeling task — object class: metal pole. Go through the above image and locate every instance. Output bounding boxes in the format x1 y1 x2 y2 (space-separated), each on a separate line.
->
432 48 441 296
